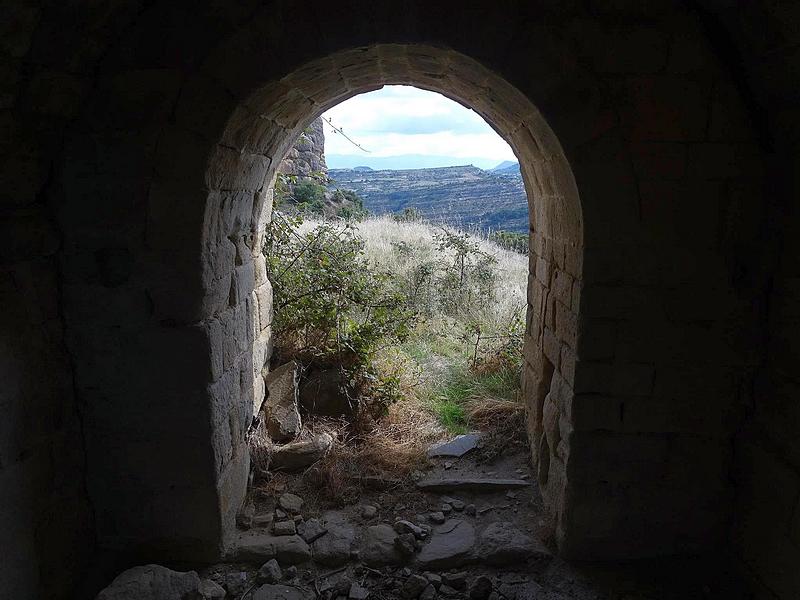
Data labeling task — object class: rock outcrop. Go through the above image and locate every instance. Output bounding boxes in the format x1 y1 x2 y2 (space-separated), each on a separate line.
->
278 118 327 178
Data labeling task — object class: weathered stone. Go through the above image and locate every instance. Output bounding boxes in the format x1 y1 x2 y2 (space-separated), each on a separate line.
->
278 493 304 514
313 522 355 566
428 512 446 525
252 583 306 600
362 524 403 566
404 574 430 599
258 558 283 584
417 479 530 493
427 434 481 458
394 520 427 539
96 565 202 600
420 584 437 600
349 583 370 600
300 368 355 416
233 532 312 564
469 576 493 600
361 505 378 519
274 520 297 536
298 518 327 543
442 573 467 590
477 522 551 564
395 532 417 557
200 579 226 599
417 520 476 569
263 361 302 442
271 433 334 471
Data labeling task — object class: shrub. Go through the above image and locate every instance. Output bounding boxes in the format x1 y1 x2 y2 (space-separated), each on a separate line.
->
263 213 416 411
489 230 528 254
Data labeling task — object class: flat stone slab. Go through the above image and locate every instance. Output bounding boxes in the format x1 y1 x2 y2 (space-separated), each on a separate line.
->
232 532 311 564
477 521 552 565
416 519 475 569
416 477 530 493
253 583 308 600
427 433 481 458
312 520 355 567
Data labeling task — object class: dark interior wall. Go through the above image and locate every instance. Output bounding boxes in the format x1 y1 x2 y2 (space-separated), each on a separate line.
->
694 3 800 596
0 1 798 599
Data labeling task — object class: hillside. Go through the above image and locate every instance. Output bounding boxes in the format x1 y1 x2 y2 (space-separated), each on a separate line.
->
327 165 528 233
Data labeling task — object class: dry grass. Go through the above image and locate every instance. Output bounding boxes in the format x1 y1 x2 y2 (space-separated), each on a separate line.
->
251 397 449 509
465 396 527 460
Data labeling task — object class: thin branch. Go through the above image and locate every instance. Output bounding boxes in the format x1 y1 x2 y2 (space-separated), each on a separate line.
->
322 116 371 153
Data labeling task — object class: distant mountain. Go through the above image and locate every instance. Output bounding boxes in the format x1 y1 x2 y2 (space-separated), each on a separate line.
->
326 154 500 171
492 162 521 176
490 160 518 171
353 166 373 172
329 165 528 233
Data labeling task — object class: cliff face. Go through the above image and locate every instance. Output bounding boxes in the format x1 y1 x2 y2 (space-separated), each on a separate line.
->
328 165 528 233
278 117 327 178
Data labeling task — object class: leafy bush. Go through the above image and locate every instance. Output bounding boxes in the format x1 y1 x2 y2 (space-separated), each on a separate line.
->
489 230 528 254
263 213 416 410
292 180 327 213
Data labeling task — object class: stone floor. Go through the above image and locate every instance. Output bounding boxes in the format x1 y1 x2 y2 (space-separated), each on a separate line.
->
96 440 755 600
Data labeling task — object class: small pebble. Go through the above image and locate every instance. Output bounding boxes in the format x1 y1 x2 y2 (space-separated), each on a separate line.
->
424 573 442 588
284 565 298 580
441 504 453 515
450 499 465 511
361 505 378 519
465 504 476 516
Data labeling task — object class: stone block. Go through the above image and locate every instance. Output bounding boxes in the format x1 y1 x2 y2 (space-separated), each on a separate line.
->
543 327 561 368
555 301 577 348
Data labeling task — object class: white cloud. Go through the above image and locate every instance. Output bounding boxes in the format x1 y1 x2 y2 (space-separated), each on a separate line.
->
321 85 517 163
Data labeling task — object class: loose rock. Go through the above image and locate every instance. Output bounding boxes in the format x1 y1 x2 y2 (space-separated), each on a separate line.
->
428 512 446 525
233 532 312 564
395 532 417 557
349 583 370 600
477 522 551 565
96 564 202 600
271 433 334 471
427 433 481 458
394 520 427 539
417 520 476 569
253 583 305 600
443 573 467 590
274 520 297 536
361 505 378 519
258 559 283 584
420 584 437 600
278 493 304 514
362 524 403 566
298 518 328 543
469 576 493 600
264 361 302 442
313 522 356 566
200 579 226 599
403 574 430 599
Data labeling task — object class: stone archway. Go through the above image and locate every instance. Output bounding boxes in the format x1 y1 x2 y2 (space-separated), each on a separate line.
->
171 43 585 558
52 0 766 573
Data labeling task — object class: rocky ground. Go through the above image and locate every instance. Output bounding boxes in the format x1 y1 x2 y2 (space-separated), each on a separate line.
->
97 435 753 600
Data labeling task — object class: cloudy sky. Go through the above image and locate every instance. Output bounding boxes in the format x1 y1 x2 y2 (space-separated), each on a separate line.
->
321 85 517 170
